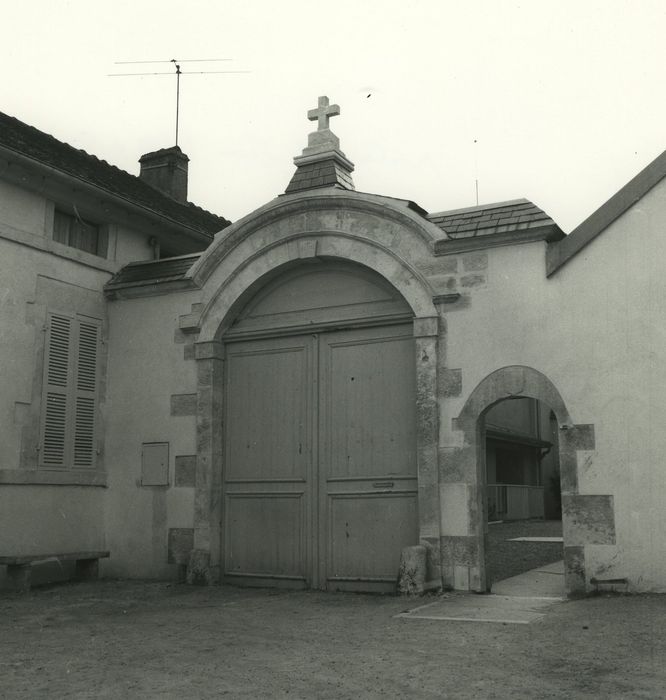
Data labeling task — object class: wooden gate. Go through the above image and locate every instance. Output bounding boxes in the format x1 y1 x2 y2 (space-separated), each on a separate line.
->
221 264 417 592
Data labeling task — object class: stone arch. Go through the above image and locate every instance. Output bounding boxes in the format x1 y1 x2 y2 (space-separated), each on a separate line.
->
451 365 596 596
189 202 443 587
195 233 438 343
189 189 447 290
457 365 573 431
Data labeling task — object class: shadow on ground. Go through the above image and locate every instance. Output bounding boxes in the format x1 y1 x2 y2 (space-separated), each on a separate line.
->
486 519 563 585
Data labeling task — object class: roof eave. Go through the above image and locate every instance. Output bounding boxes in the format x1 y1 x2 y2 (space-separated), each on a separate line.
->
546 149 666 277
0 143 216 243
104 277 199 300
434 223 563 256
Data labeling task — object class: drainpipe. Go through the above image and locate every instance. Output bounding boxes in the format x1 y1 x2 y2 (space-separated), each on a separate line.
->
149 236 160 260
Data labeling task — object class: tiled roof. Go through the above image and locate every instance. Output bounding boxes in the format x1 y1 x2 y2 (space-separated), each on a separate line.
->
428 199 554 238
0 111 229 237
286 157 355 194
105 253 201 289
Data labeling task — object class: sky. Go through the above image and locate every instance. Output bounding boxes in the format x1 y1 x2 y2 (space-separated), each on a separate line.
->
4 0 666 232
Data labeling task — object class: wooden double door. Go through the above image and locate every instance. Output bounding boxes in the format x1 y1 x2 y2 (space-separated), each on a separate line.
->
223 323 418 592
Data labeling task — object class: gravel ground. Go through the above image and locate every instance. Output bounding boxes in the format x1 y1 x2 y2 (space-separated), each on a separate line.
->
1 580 664 699
486 519 563 584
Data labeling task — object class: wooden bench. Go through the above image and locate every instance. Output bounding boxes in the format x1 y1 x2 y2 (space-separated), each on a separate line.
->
0 551 110 592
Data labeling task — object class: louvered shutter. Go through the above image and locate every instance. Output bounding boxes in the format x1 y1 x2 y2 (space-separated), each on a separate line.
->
39 313 101 469
73 319 100 468
40 314 72 467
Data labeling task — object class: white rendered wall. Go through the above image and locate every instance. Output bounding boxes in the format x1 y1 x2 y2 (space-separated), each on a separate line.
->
443 180 666 591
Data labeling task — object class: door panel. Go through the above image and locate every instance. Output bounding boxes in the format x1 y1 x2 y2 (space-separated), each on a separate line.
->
223 335 315 586
327 492 418 585
319 325 418 592
225 342 311 481
226 264 413 339
226 493 305 578
322 328 417 479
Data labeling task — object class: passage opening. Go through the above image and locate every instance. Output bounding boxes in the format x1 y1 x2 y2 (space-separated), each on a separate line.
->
482 396 563 594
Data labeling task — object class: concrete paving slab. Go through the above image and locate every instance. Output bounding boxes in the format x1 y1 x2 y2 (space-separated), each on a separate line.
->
398 560 565 624
396 594 561 624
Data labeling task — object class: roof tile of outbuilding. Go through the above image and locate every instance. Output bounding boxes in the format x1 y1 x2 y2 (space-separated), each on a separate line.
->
428 199 554 238
105 253 201 289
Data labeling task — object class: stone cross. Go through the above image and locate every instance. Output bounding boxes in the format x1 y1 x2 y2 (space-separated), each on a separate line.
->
307 96 340 131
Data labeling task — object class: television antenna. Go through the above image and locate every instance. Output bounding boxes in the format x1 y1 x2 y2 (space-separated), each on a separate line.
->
109 58 250 146
473 138 480 205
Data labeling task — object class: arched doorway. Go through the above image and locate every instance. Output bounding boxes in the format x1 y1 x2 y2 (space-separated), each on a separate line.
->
454 365 590 595
482 396 563 593
220 261 419 592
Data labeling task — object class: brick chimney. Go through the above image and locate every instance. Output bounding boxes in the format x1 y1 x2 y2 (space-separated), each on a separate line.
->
139 146 189 202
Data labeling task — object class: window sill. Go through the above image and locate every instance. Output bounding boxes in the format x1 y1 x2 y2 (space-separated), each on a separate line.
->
0 469 107 487
0 223 119 273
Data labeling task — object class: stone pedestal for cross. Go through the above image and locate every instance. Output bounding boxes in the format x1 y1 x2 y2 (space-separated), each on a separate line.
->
286 95 355 194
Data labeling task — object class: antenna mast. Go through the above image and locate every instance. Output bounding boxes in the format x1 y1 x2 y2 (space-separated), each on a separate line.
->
172 60 181 146
474 138 479 206
109 58 250 146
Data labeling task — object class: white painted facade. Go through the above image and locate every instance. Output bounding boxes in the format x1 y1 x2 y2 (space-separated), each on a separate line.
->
1 110 665 594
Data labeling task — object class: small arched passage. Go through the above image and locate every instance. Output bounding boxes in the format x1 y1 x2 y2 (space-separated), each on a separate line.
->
455 365 590 596
482 396 563 589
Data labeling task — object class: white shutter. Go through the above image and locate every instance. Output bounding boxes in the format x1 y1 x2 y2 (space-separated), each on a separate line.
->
40 314 72 466
73 320 100 468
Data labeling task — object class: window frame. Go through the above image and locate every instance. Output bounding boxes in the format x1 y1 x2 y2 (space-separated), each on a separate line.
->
52 208 108 258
